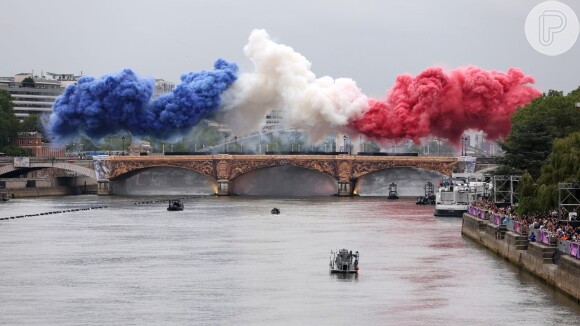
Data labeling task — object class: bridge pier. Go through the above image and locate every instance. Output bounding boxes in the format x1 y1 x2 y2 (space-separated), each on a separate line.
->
97 181 113 195
216 179 230 196
337 181 354 197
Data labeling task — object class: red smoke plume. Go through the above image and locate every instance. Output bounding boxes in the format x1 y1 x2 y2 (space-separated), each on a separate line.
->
350 66 541 144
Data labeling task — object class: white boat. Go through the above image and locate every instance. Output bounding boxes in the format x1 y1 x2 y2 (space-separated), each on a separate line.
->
434 176 490 217
329 249 359 273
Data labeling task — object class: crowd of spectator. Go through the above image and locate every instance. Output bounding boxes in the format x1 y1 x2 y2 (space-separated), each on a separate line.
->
469 199 580 243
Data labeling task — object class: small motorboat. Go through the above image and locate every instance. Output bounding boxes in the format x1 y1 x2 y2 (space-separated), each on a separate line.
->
271 207 280 215
329 249 359 273
167 200 184 211
416 182 436 205
387 182 399 199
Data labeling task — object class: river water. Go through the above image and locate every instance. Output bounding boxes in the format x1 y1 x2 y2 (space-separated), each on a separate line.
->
1 196 579 325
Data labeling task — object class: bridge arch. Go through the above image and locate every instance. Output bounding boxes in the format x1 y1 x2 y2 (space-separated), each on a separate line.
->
354 167 446 196
110 165 213 181
350 158 457 180
109 166 217 195
106 157 216 181
229 165 338 196
0 162 96 179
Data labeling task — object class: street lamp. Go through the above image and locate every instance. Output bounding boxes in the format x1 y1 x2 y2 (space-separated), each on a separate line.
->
234 136 237 152
461 136 468 156
121 136 125 156
343 135 347 154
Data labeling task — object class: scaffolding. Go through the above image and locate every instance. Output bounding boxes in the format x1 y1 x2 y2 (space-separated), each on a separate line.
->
492 175 520 205
558 182 580 220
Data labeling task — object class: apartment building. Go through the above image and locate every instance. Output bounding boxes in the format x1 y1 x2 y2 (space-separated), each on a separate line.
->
0 72 79 118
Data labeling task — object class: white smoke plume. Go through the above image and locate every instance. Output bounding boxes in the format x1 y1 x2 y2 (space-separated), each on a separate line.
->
219 29 368 141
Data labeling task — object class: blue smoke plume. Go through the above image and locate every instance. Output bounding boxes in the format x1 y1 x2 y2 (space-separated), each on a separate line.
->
46 59 238 141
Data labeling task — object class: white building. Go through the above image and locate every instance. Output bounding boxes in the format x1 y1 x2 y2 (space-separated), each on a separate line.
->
0 73 176 119
153 79 175 98
0 72 77 118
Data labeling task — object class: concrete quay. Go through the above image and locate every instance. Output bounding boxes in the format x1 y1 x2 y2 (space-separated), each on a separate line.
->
462 213 580 303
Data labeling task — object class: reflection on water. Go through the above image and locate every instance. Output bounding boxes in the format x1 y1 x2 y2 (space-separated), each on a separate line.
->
330 272 359 282
116 167 217 195
0 196 578 325
230 166 338 196
356 167 445 197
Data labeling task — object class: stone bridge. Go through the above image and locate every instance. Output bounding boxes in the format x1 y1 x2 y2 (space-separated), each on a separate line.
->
0 158 96 179
94 154 461 196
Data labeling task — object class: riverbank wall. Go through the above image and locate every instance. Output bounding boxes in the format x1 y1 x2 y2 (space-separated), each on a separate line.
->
462 213 580 303
1 176 97 198
2 185 97 198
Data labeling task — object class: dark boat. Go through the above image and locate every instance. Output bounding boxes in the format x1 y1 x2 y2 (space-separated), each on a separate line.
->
329 249 359 273
416 182 436 205
387 182 399 199
271 207 280 215
167 200 184 211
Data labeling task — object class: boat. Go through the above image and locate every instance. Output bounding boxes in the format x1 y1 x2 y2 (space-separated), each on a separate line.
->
416 182 436 205
434 176 489 217
387 182 399 199
329 249 359 273
167 199 184 211
0 192 9 202
271 207 280 215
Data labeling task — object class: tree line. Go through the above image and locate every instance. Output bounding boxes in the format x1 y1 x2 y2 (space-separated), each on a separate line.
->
0 90 45 156
496 87 580 215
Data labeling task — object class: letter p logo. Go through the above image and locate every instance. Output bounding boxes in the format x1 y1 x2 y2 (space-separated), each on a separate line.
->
539 10 567 46
526 1 579 56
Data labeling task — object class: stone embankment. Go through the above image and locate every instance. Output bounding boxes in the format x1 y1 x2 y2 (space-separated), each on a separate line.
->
2 185 97 198
462 213 580 303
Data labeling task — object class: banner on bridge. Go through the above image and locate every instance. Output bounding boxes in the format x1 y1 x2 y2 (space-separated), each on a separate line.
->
13 157 29 168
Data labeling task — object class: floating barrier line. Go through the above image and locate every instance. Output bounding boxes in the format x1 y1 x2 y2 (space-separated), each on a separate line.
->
2 195 207 222
1 205 109 222
132 195 205 205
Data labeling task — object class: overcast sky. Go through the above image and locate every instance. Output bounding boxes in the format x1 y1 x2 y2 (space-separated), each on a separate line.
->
1 0 579 97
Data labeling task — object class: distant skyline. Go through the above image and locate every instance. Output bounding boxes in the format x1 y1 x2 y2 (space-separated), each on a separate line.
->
2 0 579 97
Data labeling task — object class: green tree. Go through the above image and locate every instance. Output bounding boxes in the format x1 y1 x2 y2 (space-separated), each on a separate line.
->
0 90 20 154
186 121 224 150
516 171 540 214
362 141 381 153
265 135 284 152
517 132 580 215
497 119 552 179
21 77 35 88
19 114 43 133
497 88 580 179
537 132 580 185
